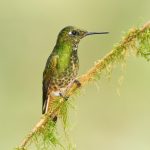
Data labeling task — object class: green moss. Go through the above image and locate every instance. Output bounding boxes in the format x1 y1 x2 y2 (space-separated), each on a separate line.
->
92 27 150 81
136 28 150 61
32 118 64 150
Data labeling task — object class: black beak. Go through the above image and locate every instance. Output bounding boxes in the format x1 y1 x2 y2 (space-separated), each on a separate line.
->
85 32 109 36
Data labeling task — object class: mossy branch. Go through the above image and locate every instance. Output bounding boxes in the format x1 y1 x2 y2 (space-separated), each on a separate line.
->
17 21 150 150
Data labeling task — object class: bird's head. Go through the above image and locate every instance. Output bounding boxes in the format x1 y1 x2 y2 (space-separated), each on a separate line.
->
56 26 109 45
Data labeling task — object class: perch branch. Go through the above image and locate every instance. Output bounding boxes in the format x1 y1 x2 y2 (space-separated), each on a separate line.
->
17 21 150 150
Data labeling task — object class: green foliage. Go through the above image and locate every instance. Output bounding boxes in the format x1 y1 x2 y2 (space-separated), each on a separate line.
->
136 28 150 60
93 27 150 82
21 98 76 150
32 118 64 150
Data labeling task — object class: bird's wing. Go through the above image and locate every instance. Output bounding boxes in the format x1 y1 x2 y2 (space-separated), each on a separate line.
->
42 54 59 114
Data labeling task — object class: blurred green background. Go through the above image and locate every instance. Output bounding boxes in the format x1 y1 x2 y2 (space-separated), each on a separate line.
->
0 0 150 150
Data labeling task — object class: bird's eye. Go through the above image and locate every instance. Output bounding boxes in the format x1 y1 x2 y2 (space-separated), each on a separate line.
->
72 30 78 35
69 30 79 36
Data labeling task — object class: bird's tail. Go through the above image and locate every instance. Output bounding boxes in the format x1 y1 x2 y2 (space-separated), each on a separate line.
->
42 95 58 122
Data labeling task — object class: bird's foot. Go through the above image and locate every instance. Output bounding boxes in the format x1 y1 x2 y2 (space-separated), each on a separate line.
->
54 80 81 101
59 92 69 101
52 116 58 122
59 80 81 100
73 79 81 87
51 90 69 101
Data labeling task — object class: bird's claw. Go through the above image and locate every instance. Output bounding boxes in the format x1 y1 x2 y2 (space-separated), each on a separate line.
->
59 93 69 101
64 96 69 101
74 79 81 87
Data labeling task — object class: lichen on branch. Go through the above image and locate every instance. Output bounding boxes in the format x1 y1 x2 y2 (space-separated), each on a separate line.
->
17 21 150 150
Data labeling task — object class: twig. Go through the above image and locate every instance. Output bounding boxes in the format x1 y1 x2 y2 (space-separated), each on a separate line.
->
17 21 150 150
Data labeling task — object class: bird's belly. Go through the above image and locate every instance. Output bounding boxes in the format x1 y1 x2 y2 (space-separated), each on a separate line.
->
50 58 79 91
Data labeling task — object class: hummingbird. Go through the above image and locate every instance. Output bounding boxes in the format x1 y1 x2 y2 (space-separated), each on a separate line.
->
42 26 109 115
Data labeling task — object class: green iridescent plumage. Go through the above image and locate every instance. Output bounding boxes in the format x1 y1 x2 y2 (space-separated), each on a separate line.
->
42 26 108 114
